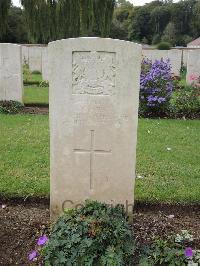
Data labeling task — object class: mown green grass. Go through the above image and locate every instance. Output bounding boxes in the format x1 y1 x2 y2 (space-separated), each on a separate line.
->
23 71 43 83
136 119 200 203
23 86 49 105
23 69 49 105
0 115 200 203
0 114 49 198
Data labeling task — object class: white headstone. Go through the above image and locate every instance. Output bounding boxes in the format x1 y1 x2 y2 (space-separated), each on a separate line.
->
186 50 200 84
142 49 182 76
29 46 42 73
0 43 23 103
167 50 182 76
182 49 189 67
42 47 49 81
142 49 154 60
49 38 142 219
152 50 169 62
22 45 29 65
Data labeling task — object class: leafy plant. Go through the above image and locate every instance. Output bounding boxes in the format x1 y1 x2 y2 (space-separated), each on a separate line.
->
169 84 200 118
180 66 187 81
139 58 174 117
0 101 23 114
39 80 49 87
23 64 31 82
157 42 171 50
43 201 135 266
139 230 200 266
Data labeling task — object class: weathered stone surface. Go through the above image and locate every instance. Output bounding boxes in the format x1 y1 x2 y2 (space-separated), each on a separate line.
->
142 49 168 62
142 49 154 60
42 47 49 81
168 50 182 76
49 38 142 219
0 43 23 103
186 49 200 84
29 46 42 72
182 49 189 67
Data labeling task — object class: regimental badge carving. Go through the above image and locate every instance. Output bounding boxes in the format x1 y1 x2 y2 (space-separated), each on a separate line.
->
72 51 116 95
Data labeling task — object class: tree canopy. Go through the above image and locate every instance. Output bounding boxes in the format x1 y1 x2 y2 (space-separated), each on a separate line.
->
0 0 11 39
20 0 115 43
112 0 200 46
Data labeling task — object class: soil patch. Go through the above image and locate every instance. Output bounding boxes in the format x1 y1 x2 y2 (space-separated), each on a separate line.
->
21 106 49 115
0 200 199 265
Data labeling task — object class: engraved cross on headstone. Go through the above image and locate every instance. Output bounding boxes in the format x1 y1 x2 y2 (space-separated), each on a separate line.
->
74 130 111 190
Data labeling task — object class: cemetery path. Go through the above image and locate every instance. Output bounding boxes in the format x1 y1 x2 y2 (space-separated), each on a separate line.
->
0 200 199 265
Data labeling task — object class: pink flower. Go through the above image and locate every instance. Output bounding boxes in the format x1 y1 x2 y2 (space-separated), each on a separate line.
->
37 235 48 246
184 247 193 258
189 74 198 81
28 250 38 261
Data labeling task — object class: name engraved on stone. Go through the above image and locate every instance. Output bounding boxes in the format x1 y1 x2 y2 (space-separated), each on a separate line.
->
73 130 111 190
72 51 116 95
73 100 114 125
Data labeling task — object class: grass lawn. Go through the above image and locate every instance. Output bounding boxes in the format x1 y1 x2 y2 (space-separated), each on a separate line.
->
0 114 49 197
23 86 49 105
23 71 43 83
0 115 200 203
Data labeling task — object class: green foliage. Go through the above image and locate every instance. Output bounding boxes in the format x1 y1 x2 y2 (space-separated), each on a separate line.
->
1 6 28 43
56 0 80 39
0 101 23 114
21 0 115 43
152 34 161 45
39 80 49 87
32 70 41 75
161 22 176 46
23 64 31 82
169 85 200 118
151 6 170 36
115 0 200 46
157 42 171 50
139 230 200 266
180 66 187 81
43 201 134 265
129 6 152 43
24 80 41 86
0 0 11 39
110 0 133 40
93 0 115 37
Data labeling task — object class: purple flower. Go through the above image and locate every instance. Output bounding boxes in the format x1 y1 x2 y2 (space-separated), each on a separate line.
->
37 235 48 246
28 250 38 261
185 247 193 258
140 58 174 113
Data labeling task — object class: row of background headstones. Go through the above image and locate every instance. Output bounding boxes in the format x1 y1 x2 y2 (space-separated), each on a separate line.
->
22 44 200 84
0 42 200 104
22 44 49 81
142 48 200 84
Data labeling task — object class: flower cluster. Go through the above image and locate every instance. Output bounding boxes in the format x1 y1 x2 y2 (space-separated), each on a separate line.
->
28 235 48 262
189 74 200 83
140 58 174 115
